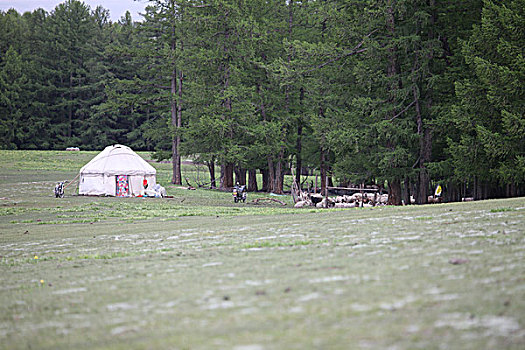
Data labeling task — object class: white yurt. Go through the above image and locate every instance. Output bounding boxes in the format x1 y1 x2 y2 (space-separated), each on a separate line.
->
78 144 156 196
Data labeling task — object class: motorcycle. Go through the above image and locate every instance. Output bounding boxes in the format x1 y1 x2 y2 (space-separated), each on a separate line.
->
233 183 247 203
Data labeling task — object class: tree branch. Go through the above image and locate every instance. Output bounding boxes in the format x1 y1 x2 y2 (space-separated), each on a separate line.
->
389 99 416 121
303 29 377 74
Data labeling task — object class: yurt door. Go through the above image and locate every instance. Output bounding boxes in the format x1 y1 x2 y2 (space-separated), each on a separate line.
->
116 175 129 197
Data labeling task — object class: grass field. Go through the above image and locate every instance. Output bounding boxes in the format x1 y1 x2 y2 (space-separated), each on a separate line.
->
1 150 524 349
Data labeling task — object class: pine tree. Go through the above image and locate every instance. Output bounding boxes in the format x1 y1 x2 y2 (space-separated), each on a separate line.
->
42 0 98 148
0 47 28 149
449 0 525 198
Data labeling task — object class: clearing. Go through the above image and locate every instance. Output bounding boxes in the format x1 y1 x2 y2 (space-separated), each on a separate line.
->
0 150 524 349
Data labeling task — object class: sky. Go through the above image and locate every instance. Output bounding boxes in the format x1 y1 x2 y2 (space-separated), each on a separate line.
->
0 0 148 22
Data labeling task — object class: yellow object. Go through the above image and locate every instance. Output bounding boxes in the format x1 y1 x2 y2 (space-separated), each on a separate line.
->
435 185 442 197
34 256 38 260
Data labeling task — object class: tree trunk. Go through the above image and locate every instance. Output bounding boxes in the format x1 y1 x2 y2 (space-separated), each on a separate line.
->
170 24 182 185
447 182 459 203
257 83 272 193
473 176 479 200
207 159 216 188
261 168 269 192
388 178 402 205
221 163 234 190
320 148 327 196
295 86 304 189
267 156 275 193
417 169 430 204
234 167 246 186
171 65 182 185
176 41 184 182
274 149 284 194
403 176 411 205
248 169 258 192
295 121 303 189
328 173 334 188
414 85 427 205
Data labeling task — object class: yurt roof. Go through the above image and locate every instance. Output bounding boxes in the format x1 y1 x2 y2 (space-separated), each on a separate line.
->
80 144 156 176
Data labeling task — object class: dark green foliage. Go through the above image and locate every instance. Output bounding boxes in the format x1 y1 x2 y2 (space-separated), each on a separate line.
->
0 47 28 149
446 0 524 198
0 0 523 200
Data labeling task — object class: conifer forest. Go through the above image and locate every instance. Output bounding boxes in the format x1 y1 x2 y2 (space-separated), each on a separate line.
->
1 0 524 202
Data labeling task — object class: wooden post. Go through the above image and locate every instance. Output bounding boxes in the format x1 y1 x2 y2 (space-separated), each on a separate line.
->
197 163 200 185
290 167 298 204
360 183 364 207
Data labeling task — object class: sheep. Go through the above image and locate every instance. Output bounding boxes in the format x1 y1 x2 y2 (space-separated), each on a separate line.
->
294 190 388 209
310 194 324 205
334 202 356 208
294 200 309 208
351 193 363 201
428 195 442 204
315 197 335 208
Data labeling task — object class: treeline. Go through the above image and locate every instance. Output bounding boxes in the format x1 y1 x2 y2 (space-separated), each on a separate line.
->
1 0 523 202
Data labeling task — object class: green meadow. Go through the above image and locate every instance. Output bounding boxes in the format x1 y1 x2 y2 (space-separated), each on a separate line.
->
0 150 524 349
